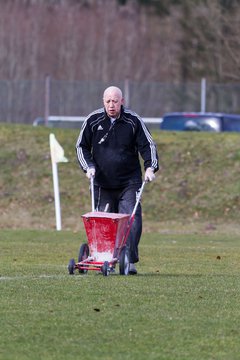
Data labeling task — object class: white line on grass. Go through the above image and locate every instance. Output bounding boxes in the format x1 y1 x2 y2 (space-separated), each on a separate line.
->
0 274 76 281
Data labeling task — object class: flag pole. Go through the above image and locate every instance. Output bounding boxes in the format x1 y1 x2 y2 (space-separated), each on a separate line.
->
51 160 62 231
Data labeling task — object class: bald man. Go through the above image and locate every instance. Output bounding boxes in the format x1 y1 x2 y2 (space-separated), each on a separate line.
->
76 86 159 274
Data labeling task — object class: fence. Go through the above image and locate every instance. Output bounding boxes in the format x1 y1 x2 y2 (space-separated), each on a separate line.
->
0 78 239 125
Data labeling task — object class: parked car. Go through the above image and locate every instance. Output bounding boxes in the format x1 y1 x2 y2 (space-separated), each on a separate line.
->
160 112 240 132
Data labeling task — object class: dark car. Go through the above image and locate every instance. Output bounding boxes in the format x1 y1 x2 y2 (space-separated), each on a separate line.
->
160 112 240 132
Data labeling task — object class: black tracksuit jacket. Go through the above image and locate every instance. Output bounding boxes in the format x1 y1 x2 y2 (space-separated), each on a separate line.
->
76 106 159 189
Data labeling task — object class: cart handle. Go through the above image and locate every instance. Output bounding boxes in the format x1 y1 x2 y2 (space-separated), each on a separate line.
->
90 175 95 212
130 181 146 219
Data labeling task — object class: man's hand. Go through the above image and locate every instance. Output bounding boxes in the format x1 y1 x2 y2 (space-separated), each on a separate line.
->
86 167 95 179
145 167 155 182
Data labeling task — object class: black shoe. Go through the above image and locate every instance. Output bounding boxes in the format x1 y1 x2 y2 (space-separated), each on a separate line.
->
129 263 137 275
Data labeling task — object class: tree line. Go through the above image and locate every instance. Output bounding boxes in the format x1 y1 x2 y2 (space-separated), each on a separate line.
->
0 0 239 83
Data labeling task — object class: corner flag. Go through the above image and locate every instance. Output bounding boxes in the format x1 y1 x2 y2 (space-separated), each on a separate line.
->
49 134 68 231
50 133 68 164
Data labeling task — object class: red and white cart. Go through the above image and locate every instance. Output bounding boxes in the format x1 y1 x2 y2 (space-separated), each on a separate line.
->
68 177 145 276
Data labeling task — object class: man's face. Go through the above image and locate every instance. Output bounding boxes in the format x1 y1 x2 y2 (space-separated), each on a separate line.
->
103 89 123 118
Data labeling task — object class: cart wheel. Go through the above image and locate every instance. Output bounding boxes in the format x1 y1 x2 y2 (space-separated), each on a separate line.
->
68 258 76 275
119 246 130 275
78 243 89 274
102 261 110 276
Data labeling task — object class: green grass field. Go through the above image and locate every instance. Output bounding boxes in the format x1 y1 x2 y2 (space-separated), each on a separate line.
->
1 228 240 360
1 123 240 359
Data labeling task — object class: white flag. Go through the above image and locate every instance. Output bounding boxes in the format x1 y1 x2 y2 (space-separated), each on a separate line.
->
49 133 68 163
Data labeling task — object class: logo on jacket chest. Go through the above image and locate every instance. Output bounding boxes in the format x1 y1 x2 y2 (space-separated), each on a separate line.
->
97 125 104 130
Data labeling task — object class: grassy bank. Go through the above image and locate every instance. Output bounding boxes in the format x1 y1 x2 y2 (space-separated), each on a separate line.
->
1 123 240 230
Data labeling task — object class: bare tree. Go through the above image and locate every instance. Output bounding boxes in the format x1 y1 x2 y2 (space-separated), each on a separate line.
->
0 0 239 83
179 0 240 82
0 0 180 82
